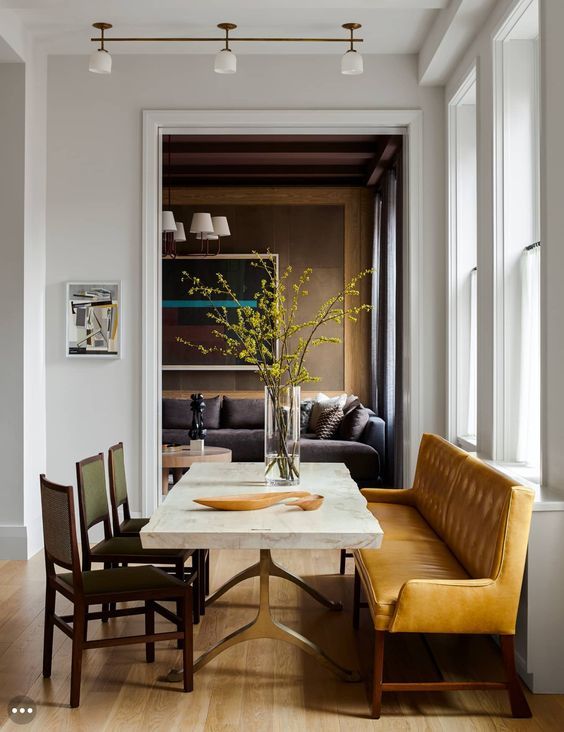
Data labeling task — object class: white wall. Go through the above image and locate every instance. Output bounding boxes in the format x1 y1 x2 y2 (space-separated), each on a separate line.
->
45 53 446 506
0 63 25 555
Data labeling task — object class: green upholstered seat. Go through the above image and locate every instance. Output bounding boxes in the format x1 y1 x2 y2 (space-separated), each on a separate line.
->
59 565 186 595
90 536 186 558
121 517 150 534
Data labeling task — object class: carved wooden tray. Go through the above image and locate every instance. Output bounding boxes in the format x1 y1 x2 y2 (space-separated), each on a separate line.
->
193 491 313 511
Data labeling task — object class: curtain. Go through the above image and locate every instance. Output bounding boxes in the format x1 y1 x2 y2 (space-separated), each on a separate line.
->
516 245 541 466
371 166 403 486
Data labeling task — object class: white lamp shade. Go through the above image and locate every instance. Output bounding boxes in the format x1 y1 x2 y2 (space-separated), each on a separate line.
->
173 221 186 242
161 210 177 233
212 216 231 237
89 49 112 74
190 212 214 234
341 50 363 75
214 49 237 74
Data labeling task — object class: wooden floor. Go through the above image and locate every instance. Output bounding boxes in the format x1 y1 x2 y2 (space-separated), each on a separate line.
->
0 550 563 731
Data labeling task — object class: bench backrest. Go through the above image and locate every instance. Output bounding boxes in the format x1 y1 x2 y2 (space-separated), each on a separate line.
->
412 434 533 579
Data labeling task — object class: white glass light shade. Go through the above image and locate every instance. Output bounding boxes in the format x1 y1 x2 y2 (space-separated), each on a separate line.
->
214 49 237 74
212 216 231 237
161 210 177 233
341 50 363 75
173 221 186 242
89 49 112 74
190 212 214 234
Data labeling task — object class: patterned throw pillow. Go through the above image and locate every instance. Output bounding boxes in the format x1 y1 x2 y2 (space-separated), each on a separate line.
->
314 405 345 440
300 400 314 433
308 393 347 431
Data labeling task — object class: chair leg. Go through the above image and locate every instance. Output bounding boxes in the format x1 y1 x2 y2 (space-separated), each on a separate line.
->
339 548 347 575
101 562 111 623
70 604 85 708
500 635 532 718
198 550 206 617
42 585 56 678
191 558 201 626
182 591 194 693
204 550 210 596
353 567 361 630
145 601 155 663
372 630 385 719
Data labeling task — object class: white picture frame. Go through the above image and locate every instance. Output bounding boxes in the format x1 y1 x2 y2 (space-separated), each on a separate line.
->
66 281 122 359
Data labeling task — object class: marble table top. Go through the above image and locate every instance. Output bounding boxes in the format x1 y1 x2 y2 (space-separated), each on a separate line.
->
141 462 383 550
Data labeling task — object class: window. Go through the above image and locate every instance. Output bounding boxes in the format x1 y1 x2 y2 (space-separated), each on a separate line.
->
494 0 540 478
448 69 477 448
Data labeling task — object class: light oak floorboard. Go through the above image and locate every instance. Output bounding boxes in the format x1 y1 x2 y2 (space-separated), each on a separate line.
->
0 549 562 731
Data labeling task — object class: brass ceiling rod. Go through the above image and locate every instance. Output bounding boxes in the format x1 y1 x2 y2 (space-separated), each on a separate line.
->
90 22 363 45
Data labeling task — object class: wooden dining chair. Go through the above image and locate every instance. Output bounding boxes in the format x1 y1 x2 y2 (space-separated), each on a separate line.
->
108 442 149 537
40 475 193 708
108 441 210 618
76 452 201 624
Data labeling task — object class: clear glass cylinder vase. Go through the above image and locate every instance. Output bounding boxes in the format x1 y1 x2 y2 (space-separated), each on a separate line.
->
264 385 301 486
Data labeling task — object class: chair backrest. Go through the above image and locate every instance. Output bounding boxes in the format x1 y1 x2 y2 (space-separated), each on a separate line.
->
76 454 112 552
108 442 130 531
40 475 83 591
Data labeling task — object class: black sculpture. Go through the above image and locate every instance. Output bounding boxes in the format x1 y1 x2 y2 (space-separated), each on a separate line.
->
189 393 207 440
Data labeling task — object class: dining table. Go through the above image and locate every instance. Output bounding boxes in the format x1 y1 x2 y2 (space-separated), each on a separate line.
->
140 461 383 681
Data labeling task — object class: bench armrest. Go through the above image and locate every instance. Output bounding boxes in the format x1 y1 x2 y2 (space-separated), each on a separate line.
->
360 488 415 505
390 578 517 635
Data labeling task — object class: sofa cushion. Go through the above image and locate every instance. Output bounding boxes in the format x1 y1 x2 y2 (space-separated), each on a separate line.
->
162 428 189 445
355 538 469 631
222 397 264 429
204 429 264 461
300 400 314 433
339 405 371 441
300 437 380 483
202 395 221 430
162 398 191 430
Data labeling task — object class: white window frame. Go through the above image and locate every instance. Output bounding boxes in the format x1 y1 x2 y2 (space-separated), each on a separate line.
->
492 0 540 470
447 64 478 451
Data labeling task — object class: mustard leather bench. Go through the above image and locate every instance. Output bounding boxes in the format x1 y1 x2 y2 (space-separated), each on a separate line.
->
353 433 534 719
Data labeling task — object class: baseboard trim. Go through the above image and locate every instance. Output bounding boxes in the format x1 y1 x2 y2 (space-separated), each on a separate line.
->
0 525 28 559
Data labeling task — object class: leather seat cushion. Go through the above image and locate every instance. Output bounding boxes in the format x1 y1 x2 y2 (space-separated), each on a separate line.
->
120 517 150 534
90 536 190 559
59 565 186 595
355 538 469 630
366 503 441 543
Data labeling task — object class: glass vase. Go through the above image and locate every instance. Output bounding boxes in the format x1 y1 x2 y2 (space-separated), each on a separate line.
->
264 385 301 486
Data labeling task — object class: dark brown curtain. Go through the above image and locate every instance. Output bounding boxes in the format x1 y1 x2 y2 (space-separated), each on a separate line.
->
371 161 403 486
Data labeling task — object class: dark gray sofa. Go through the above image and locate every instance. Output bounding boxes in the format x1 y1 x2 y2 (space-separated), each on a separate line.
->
162 396 385 486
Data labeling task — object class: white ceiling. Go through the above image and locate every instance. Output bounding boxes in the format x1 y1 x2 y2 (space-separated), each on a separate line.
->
2 0 450 55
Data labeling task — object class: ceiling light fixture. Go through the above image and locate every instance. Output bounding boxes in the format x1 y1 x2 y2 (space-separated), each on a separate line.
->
214 23 237 74
88 22 364 75
341 23 363 75
89 22 113 74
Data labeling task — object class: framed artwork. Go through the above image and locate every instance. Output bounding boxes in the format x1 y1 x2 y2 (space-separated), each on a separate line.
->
162 254 278 370
66 281 121 358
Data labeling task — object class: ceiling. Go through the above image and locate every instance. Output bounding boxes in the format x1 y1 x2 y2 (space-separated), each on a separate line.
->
2 0 446 55
162 134 402 187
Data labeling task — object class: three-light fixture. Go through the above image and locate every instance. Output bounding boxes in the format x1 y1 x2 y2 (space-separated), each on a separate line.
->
89 22 364 76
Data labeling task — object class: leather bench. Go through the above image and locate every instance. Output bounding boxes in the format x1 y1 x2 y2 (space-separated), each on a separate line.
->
353 433 534 719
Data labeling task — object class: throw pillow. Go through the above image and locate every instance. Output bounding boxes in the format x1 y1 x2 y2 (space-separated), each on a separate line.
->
203 395 221 430
221 396 264 429
339 404 371 441
300 400 314 433
314 404 345 440
308 392 347 432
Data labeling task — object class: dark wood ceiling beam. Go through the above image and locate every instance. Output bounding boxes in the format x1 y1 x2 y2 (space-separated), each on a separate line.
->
164 165 366 176
365 137 402 186
164 151 376 163
163 141 381 155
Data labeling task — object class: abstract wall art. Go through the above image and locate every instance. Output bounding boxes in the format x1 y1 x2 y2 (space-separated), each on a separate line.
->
162 254 277 370
66 282 121 358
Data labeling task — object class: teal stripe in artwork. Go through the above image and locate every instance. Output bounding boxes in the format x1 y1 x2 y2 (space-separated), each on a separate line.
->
162 300 257 308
